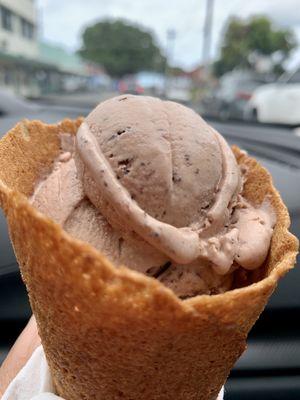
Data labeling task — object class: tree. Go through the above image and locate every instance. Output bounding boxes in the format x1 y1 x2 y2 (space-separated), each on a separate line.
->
213 16 296 77
79 19 166 77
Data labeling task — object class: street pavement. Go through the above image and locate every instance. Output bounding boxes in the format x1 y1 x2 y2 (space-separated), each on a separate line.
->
37 90 119 109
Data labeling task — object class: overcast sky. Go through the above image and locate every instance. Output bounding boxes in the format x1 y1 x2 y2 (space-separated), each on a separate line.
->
37 0 300 70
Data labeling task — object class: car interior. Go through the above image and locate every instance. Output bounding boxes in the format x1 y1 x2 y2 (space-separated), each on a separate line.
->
0 1 299 399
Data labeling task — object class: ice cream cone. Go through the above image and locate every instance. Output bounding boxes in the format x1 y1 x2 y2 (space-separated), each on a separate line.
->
0 118 298 400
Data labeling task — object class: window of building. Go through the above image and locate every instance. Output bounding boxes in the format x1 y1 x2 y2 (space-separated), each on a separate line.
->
21 18 35 40
1 6 13 31
4 67 14 86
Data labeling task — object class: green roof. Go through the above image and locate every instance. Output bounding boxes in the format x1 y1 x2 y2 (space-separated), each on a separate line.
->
0 49 59 70
38 42 88 76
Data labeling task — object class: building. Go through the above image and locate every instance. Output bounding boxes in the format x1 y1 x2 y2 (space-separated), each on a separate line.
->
0 1 94 97
0 0 41 96
39 42 86 76
38 41 89 94
188 66 206 84
0 0 38 58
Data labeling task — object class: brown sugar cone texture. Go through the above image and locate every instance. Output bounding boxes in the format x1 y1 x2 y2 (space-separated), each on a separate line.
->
0 119 298 400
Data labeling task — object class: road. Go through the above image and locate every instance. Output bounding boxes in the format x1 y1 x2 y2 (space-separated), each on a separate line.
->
36 90 119 109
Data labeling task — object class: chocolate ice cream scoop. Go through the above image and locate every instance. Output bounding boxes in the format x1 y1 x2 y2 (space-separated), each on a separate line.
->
32 95 276 297
78 96 224 228
76 95 275 273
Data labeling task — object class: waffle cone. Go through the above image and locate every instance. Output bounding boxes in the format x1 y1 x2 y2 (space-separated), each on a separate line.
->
0 118 298 400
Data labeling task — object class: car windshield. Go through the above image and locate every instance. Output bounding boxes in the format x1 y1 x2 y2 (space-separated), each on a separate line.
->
0 2 300 400
0 0 299 129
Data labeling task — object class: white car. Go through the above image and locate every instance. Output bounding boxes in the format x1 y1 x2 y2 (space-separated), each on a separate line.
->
246 69 300 125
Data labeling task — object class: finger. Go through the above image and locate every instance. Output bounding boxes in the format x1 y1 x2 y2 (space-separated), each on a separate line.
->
0 315 41 396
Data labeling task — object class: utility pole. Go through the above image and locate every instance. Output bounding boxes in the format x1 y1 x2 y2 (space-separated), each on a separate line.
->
167 29 176 65
202 0 214 75
164 29 176 98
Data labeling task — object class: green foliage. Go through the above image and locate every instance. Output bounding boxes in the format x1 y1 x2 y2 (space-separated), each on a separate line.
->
213 16 296 77
79 19 166 77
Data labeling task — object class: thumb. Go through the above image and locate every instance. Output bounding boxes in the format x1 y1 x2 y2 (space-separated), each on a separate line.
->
0 315 41 397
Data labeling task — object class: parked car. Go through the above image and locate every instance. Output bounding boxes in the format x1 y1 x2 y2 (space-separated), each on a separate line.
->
165 76 192 103
135 71 165 96
203 70 268 120
118 77 144 95
246 68 300 125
